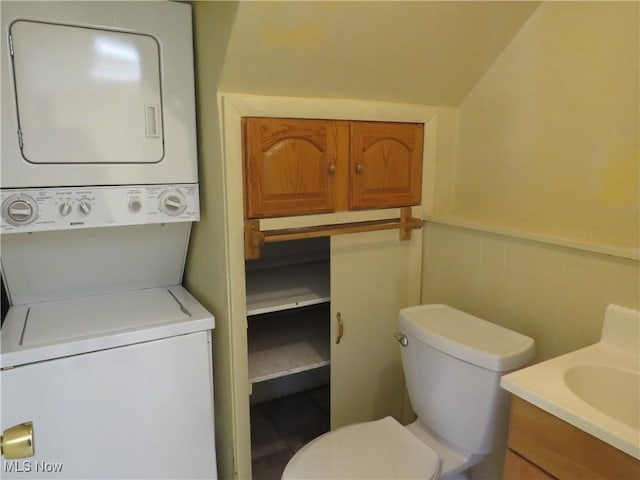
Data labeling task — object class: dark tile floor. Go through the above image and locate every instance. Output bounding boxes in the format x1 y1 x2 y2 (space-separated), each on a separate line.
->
251 386 330 480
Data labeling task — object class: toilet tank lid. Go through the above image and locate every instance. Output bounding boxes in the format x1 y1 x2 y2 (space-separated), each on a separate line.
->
399 305 535 372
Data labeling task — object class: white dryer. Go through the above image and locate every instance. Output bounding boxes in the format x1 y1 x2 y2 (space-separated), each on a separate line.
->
1 1 198 188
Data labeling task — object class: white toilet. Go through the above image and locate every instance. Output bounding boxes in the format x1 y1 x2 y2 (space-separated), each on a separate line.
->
282 304 535 480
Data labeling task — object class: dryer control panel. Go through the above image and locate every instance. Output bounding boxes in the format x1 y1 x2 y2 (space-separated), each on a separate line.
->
0 184 199 233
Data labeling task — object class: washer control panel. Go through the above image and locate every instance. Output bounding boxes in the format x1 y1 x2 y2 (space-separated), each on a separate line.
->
0 184 199 233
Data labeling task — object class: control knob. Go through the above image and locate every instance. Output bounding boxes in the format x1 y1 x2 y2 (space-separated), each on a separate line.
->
158 189 186 216
129 199 142 213
59 201 72 216
1 195 38 226
78 199 92 215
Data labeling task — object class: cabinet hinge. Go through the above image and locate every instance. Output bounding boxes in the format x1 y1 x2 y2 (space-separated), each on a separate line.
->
8 34 14 56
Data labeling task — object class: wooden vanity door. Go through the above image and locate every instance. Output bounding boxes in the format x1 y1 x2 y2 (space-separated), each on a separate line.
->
504 450 556 480
243 117 349 218
349 121 423 210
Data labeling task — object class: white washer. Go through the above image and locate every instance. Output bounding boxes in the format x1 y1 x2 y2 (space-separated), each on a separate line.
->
1 286 217 479
0 2 217 478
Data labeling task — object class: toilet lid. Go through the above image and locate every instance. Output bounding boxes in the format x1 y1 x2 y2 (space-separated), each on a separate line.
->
282 416 440 480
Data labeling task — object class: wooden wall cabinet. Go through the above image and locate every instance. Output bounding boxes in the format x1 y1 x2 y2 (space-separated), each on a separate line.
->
243 117 423 219
504 396 640 480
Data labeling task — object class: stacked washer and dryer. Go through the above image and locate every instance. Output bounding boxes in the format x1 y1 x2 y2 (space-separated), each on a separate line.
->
0 2 217 478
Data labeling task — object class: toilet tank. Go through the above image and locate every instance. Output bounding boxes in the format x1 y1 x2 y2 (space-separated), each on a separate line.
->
398 305 534 455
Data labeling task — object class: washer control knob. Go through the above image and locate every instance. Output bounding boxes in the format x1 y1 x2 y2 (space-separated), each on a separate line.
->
159 190 186 216
59 201 72 216
2 195 38 226
129 199 142 213
78 199 92 215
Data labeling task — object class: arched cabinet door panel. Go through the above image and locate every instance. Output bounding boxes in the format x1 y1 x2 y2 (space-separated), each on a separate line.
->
350 122 423 210
243 117 349 218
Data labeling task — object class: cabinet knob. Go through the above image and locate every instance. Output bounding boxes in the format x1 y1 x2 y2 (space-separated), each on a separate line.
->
355 163 364 174
328 163 336 175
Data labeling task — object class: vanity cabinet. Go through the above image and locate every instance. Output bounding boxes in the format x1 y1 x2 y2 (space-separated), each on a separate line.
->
504 450 554 480
243 117 423 219
504 396 640 480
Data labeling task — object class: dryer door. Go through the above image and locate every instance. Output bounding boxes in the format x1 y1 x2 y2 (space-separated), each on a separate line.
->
10 20 163 165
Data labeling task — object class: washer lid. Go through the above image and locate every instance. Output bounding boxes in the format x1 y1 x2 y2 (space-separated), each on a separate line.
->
0 286 214 368
282 417 439 480
399 304 534 372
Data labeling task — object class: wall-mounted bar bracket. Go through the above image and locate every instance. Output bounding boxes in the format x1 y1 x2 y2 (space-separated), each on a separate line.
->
244 207 422 259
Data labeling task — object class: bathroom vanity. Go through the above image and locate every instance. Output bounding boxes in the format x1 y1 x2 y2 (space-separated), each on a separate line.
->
501 304 640 480
504 396 639 479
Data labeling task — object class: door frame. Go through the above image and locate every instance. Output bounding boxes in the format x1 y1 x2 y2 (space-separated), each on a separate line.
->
217 93 442 479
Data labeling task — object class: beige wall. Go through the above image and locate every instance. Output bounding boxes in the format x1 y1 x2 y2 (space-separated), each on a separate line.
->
425 0 639 376
453 1 639 251
422 222 640 362
218 1 539 106
184 3 244 480
422 1 639 368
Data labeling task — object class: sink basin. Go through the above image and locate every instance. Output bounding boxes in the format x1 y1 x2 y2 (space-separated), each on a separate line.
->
565 365 640 430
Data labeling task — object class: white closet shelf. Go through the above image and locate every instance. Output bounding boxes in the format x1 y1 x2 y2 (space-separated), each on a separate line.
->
248 306 330 384
245 260 330 316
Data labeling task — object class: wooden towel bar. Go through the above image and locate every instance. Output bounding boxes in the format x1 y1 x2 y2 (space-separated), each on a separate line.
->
244 207 423 259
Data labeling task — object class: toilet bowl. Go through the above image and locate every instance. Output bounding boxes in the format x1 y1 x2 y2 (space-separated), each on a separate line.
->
282 304 535 480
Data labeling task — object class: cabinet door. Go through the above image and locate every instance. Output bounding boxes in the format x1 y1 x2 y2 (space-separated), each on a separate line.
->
330 229 420 429
504 450 556 480
507 396 640 480
350 122 423 209
243 118 349 218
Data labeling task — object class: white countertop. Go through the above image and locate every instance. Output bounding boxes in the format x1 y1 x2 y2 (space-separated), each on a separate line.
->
501 304 640 460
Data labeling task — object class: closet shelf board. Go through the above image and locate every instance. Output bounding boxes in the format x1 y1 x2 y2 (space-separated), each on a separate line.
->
245 260 330 316
248 307 330 384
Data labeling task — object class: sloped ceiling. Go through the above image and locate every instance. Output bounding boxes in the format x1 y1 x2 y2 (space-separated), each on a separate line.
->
218 1 541 106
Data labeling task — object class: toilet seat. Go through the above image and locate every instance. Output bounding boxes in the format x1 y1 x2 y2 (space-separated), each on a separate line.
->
281 416 440 480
